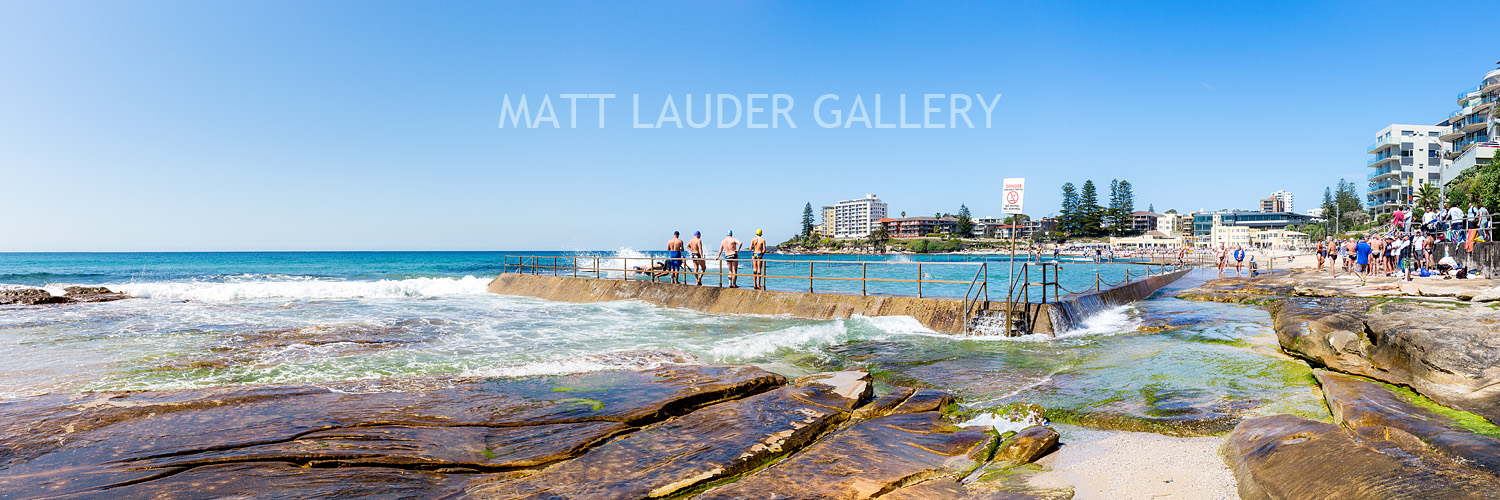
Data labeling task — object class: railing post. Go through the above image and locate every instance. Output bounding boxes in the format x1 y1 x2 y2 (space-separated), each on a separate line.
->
862 263 867 296
1095 273 1101 291
808 262 814 293
916 264 923 298
623 258 629 281
719 258 723 288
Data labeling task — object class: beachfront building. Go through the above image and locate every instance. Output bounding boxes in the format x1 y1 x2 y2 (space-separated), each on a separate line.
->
1129 211 1160 232
1366 124 1448 215
1250 229 1309 249
830 194 888 238
818 206 835 237
879 216 956 238
1157 212 1186 238
1023 217 1058 239
1438 68 1500 188
1192 211 1315 246
1109 231 1183 248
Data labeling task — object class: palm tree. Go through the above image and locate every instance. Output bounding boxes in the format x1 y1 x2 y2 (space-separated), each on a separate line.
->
1415 183 1441 212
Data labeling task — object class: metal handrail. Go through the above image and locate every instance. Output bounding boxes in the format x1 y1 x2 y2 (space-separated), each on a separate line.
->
503 254 991 297
960 263 988 335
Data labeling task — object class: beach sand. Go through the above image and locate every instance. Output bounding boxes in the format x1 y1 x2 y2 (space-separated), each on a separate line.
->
1026 425 1238 500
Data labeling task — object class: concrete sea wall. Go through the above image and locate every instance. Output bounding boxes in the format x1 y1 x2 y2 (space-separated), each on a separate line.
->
1434 241 1498 278
1046 269 1191 332
487 274 986 334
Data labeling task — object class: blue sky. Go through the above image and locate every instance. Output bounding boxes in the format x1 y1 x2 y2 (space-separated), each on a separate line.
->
1 0 1493 251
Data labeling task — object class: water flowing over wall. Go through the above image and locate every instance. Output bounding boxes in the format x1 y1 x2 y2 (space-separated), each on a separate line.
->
1047 269 1191 333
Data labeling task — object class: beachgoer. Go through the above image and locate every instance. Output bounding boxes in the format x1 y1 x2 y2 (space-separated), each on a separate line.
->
1369 236 1385 276
749 229 768 290
1354 237 1372 285
1315 239 1326 270
1450 204 1466 243
1232 246 1246 276
666 231 685 284
1479 204 1492 241
686 231 706 285
720 230 743 288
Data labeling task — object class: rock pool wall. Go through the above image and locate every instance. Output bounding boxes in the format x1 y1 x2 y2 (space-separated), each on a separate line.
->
487 273 986 334
1047 269 1190 332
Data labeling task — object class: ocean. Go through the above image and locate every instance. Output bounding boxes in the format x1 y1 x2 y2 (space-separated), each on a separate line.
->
0 251 1326 430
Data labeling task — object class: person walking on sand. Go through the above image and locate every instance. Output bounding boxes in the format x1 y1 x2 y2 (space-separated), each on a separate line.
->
1215 244 1228 275
720 230 743 288
666 231 685 284
749 229 768 290
686 231 707 285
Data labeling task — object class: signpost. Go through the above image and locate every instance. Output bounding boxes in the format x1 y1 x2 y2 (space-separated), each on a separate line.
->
1001 178 1024 335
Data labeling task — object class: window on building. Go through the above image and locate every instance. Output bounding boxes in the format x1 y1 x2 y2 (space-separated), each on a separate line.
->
1401 130 1413 136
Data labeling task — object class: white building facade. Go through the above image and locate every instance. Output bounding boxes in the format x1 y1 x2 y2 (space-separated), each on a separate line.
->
830 194 888 238
1439 68 1500 187
1269 190 1293 213
1366 124 1449 215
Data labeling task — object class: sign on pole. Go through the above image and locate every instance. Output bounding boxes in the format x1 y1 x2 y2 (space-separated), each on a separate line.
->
1002 178 1025 215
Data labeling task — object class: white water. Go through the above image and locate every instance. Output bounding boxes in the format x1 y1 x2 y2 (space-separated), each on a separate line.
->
108 276 490 301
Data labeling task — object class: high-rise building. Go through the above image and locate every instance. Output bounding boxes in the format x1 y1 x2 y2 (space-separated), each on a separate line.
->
1269 190 1293 213
817 206 835 236
830 194 888 238
1366 124 1448 215
1439 67 1500 187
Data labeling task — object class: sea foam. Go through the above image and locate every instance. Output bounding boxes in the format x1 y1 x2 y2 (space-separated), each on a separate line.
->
110 276 490 301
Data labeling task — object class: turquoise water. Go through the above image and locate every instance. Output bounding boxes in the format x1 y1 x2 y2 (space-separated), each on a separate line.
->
0 252 1324 433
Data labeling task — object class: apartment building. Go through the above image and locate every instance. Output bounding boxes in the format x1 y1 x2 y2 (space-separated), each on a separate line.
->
1439 68 1500 187
817 206 835 236
1366 124 1448 215
828 194 888 238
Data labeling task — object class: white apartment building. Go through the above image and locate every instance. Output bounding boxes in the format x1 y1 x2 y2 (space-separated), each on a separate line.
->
1366 124 1449 215
830 194 888 238
1269 190 1293 213
1439 67 1500 187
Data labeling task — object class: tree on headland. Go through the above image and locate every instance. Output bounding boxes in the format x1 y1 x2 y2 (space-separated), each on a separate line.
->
867 226 890 253
801 203 814 239
1148 203 1155 213
956 205 973 237
900 211 906 217
1059 183 1079 234
1165 208 1177 214
1446 154 1500 213
1106 179 1136 235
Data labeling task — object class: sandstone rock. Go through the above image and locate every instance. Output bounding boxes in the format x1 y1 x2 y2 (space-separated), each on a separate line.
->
1223 414 1500 500
879 477 968 500
461 384 856 499
0 365 783 498
993 425 1059 464
890 388 954 414
1472 287 1500 302
1272 299 1500 424
851 387 915 420
1315 370 1500 476
794 370 874 404
695 412 997 500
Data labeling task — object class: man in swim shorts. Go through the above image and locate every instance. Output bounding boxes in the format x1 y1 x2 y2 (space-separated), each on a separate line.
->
666 231 685 284
686 231 706 285
720 230 742 288
750 229 768 290
1232 245 1246 276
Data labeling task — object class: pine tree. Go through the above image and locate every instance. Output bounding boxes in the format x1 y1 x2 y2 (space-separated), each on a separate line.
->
1080 180 1102 236
800 203 814 239
1108 179 1123 234
1148 203 1155 213
1118 181 1135 228
1060 182 1079 234
956 205 973 237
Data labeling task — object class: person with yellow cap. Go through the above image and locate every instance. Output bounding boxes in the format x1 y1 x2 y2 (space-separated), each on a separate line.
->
750 229 768 290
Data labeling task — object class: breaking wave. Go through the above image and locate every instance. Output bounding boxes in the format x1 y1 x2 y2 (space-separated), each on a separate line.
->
109 276 490 301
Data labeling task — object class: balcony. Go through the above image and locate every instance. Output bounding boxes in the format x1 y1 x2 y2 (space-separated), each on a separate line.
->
1458 86 1480 103
1366 165 1400 181
1365 138 1398 154
1366 149 1401 166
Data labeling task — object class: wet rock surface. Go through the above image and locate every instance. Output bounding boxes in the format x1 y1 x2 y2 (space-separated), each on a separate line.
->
0 365 1040 500
695 412 996 500
1223 414 1500 500
993 426 1059 465
0 286 129 305
1314 370 1500 477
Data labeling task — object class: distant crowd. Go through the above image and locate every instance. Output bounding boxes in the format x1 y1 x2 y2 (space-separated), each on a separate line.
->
1315 203 1492 285
635 230 769 289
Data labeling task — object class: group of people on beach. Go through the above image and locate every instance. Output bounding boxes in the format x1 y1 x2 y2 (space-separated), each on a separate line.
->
642 230 768 289
1313 204 1489 285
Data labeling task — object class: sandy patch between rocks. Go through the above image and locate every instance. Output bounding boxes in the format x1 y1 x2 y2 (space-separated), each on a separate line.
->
1026 424 1237 500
